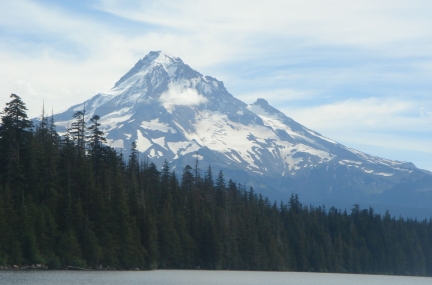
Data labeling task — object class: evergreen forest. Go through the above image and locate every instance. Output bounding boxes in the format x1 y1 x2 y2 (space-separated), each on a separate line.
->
1 93 432 276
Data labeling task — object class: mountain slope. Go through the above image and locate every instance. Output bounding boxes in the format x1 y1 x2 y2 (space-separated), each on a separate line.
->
53 51 432 218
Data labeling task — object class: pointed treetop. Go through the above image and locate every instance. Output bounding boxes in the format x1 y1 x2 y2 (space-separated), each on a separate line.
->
2 93 33 130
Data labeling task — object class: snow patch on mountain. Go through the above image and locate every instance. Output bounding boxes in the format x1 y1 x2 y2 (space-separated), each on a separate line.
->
152 137 166 149
101 108 133 131
247 104 286 130
189 110 271 168
374 172 394 177
339 160 362 165
168 141 201 159
107 139 124 149
149 149 163 158
141 118 176 133
136 130 152 152
247 103 324 147
347 147 412 169
306 129 337 144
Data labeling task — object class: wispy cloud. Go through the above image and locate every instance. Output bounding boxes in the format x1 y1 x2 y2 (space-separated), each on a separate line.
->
283 97 432 132
97 0 432 53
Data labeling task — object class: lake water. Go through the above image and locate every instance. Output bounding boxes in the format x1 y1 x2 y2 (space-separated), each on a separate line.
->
0 270 431 285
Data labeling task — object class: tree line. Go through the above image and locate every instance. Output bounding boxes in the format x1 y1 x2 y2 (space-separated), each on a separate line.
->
0 93 431 275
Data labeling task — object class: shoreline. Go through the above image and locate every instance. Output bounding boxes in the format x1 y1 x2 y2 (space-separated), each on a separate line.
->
0 265 144 271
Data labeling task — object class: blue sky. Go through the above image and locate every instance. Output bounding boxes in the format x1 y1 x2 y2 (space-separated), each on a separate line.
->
1 0 432 170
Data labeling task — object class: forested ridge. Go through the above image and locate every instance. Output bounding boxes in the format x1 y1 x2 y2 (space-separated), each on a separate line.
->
1 93 432 276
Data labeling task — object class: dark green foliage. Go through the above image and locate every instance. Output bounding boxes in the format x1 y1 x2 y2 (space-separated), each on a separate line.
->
1 94 432 275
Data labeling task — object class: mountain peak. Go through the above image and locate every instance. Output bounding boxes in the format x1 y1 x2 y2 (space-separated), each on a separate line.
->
144 50 182 65
251 98 282 116
253 98 269 106
113 51 183 88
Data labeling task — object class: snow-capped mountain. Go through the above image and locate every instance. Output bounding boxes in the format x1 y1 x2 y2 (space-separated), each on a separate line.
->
53 51 432 218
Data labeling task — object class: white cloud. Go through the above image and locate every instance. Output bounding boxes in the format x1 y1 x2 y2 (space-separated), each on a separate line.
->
283 98 432 132
159 85 207 112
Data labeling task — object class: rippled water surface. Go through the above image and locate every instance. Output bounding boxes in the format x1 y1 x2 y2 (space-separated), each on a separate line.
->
1 270 431 285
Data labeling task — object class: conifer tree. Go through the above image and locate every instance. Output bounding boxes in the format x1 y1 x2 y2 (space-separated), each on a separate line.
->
68 110 86 154
87 115 106 151
0 94 34 206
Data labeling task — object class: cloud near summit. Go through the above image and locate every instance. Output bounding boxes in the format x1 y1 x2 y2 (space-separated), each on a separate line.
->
159 85 208 112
